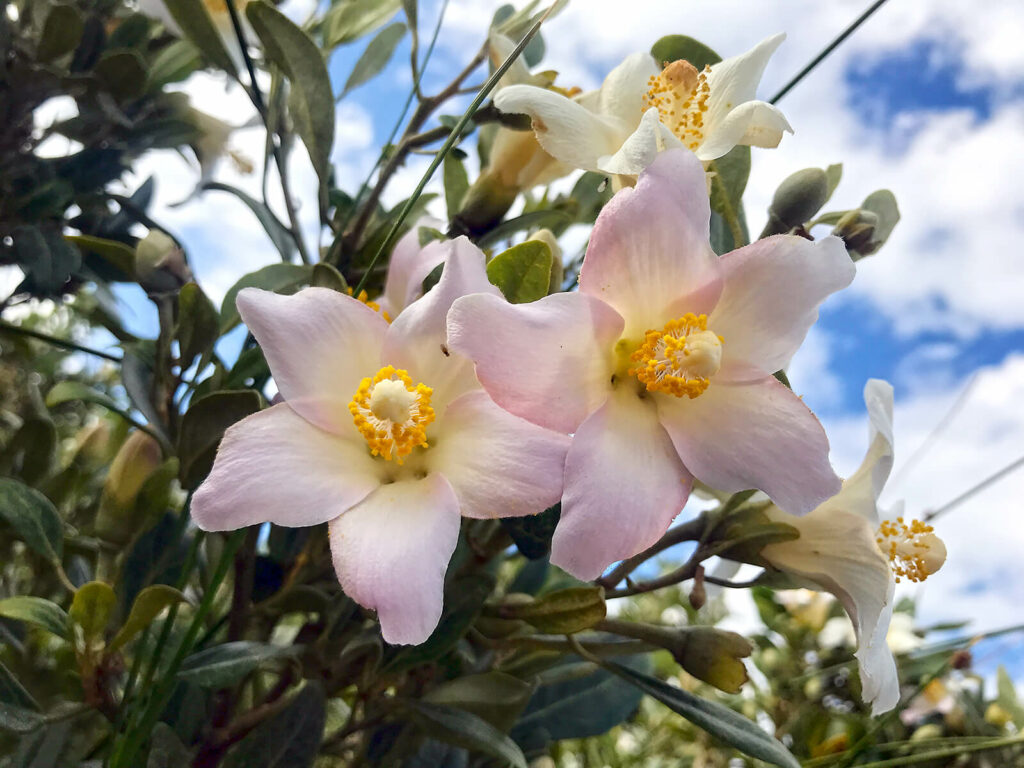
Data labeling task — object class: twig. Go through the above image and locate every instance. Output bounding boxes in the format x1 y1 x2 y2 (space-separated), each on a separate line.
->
0 319 121 361
596 513 707 590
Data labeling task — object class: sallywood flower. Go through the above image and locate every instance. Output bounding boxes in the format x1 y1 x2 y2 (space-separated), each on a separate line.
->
193 238 569 645
493 35 791 180
758 379 946 714
448 149 853 581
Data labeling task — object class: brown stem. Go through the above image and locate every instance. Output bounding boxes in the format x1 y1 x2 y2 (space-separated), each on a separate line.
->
596 513 707 590
604 539 737 599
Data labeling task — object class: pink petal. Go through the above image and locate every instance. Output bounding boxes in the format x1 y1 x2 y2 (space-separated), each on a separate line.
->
427 391 569 519
657 375 840 516
329 473 461 646
447 291 623 433
379 217 446 318
192 404 383 531
384 237 499 410
710 235 854 380
552 390 693 580
237 287 386 434
579 149 721 336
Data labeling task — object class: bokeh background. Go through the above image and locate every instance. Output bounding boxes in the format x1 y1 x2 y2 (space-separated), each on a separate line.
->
19 0 1024 683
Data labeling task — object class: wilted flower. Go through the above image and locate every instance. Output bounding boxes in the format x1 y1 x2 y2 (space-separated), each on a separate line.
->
193 238 568 645
449 149 851 580
759 379 947 714
493 35 791 181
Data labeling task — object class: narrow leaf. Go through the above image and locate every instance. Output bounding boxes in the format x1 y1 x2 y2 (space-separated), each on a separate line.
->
109 585 188 653
69 581 116 643
0 479 63 562
341 22 406 97
161 0 238 77
443 152 470 222
220 263 313 333
0 597 69 639
178 641 298 689
177 390 262 490
404 700 527 768
323 0 401 47
176 282 219 369
201 181 296 262
222 683 326 767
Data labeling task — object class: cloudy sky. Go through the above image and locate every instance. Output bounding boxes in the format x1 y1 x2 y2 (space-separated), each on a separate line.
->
31 0 1024 679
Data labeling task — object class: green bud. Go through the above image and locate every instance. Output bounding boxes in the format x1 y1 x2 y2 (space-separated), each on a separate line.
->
832 209 879 258
911 723 944 742
135 230 191 293
761 167 829 237
95 431 162 543
451 170 521 238
673 626 752 693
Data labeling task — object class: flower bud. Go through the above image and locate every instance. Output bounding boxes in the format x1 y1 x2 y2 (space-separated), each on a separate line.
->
135 230 191 293
985 703 1013 728
761 167 829 236
672 626 752 694
910 724 943 742
832 209 879 257
96 431 162 542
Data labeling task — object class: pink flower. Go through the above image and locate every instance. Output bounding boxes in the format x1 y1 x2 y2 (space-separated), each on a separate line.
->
448 150 853 580
193 238 569 645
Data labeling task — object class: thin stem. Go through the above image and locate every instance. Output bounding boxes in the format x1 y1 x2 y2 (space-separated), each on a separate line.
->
597 513 707 590
0 319 121 361
769 0 891 104
702 574 763 589
924 454 1024 522
604 539 736 599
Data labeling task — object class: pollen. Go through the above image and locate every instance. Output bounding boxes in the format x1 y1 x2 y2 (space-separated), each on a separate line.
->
347 287 391 322
629 313 723 398
349 366 434 462
643 60 713 151
875 518 947 583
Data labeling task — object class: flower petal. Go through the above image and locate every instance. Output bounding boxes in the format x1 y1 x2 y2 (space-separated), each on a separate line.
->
379 217 446 319
494 85 628 172
552 389 693 580
192 404 383 531
329 473 461 645
838 379 895 523
710 234 854 379
447 291 623 433
704 33 785 137
761 505 898 714
696 100 792 161
427 391 569 519
237 287 386 434
597 52 658 128
580 149 721 337
657 375 840 516
598 107 687 177
384 237 499 409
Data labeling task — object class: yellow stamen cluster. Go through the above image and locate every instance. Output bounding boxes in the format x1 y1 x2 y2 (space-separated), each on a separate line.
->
349 366 434 463
876 517 946 583
346 287 391 322
643 60 712 151
629 313 723 399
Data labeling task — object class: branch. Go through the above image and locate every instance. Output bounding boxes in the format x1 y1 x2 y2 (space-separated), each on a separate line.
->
596 513 707 590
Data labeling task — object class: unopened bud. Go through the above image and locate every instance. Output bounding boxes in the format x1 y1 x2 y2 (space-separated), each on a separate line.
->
985 703 1013 728
673 626 752 694
688 564 706 610
135 230 190 292
96 431 162 542
763 168 829 236
832 209 879 257
910 724 943 742
526 228 563 293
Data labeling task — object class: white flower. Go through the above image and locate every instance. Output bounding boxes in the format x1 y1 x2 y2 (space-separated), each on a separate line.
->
493 34 791 179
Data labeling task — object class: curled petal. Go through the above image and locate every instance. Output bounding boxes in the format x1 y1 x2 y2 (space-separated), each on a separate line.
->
599 107 687 177
711 235 855 379
704 34 786 137
329 473 461 646
193 404 383 531
427 391 569 519
447 291 623 433
839 379 895 523
494 85 628 173
697 100 792 161
237 287 386 434
552 390 693 580
580 150 721 336
657 375 840 516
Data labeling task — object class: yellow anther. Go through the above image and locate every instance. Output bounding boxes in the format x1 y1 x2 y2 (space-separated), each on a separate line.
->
346 287 391 322
875 518 947 583
349 366 434 463
628 313 723 398
643 61 713 148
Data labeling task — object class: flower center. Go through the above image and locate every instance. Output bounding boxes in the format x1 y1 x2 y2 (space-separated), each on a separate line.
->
349 366 434 463
629 313 723 398
875 518 947 584
643 60 712 151
347 287 391 322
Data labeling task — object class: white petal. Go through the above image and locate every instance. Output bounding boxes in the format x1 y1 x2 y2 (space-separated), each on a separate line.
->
427 391 568 519
838 379 895 523
704 33 785 136
696 100 792 161
237 287 386 435
597 52 659 128
192 404 383 531
494 85 629 173
329 474 461 646
598 107 687 177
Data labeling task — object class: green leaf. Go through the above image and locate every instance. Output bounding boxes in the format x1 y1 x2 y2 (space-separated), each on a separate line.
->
201 181 296 263
109 585 188 653
0 597 69 639
476 210 571 249
649 34 721 69
498 586 605 635
859 188 900 254
0 702 43 734
0 417 57 485
341 22 406 97
997 665 1024 728
401 0 417 28
404 700 527 768
177 390 262 490
46 380 119 413
0 479 63 562
824 163 843 203
177 282 219 369
94 50 149 99
605 661 800 768
310 262 348 292
178 641 299 689
222 683 326 768
323 0 401 47
443 151 470 221
423 672 534 733
502 503 560 560
147 722 192 768
12 225 80 295
246 2 335 203
161 0 238 77
65 235 136 280
69 581 116 644
0 662 39 712
38 4 85 62
486 241 552 304
147 39 202 89
707 144 751 251
220 263 313 333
